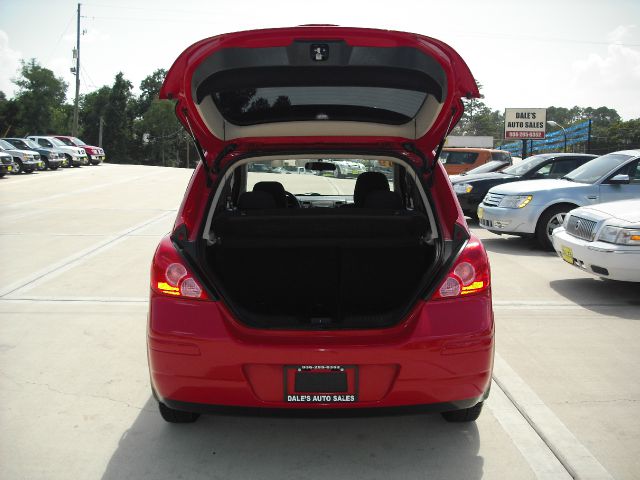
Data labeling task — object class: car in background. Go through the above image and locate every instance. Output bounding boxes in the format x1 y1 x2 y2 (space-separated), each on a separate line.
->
0 138 42 174
54 136 105 165
441 148 511 175
248 163 271 173
331 159 367 178
0 150 16 177
3 138 65 170
478 150 640 249
449 158 513 183
551 199 640 282
451 153 597 219
148 26 493 424
27 136 88 167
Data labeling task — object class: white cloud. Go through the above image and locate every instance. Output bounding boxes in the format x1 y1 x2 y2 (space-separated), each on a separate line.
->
0 29 21 97
570 25 640 119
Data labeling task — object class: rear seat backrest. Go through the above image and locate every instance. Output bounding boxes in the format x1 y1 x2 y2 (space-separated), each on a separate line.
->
237 191 277 209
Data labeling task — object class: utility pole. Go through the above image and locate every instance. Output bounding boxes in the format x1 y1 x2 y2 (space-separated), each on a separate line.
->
98 116 104 147
72 3 81 137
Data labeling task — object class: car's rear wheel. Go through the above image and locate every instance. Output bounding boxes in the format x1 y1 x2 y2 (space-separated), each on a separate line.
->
441 401 484 422
535 204 574 250
158 402 200 423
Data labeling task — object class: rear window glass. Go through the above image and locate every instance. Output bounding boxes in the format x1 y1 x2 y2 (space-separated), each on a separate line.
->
246 159 393 196
440 151 479 165
214 87 426 126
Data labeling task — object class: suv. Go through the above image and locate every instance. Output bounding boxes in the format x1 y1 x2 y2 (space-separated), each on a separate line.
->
0 139 42 174
148 26 494 424
54 136 105 165
27 136 88 167
441 148 511 175
3 138 65 170
0 150 16 177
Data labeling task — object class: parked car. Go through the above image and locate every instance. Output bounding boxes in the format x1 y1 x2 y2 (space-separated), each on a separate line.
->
0 139 42 174
331 160 367 178
551 199 640 282
441 148 511 175
0 150 16 177
449 158 513 183
148 26 493 424
54 135 105 165
248 163 271 173
451 153 597 219
3 138 65 170
478 149 640 249
27 136 88 167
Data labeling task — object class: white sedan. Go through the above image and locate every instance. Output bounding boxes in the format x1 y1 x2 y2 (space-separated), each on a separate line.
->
552 199 640 282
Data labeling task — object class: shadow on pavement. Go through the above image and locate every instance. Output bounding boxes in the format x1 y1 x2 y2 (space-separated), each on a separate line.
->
102 398 484 480
550 277 640 320
476 236 551 258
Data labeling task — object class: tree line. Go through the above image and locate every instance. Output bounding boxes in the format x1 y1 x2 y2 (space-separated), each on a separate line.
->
1 61 639 166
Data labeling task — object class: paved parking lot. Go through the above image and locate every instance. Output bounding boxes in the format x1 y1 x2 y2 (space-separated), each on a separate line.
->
1 164 638 479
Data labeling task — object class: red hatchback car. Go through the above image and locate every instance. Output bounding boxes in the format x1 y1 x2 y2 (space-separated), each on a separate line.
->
148 26 494 424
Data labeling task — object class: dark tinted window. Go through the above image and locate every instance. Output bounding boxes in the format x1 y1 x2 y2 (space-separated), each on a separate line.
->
609 159 640 184
491 151 511 162
441 151 479 165
550 158 579 177
214 86 426 125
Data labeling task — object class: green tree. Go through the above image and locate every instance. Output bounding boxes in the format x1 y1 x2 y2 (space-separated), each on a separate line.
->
136 68 167 117
80 86 111 146
136 99 183 166
102 72 135 163
12 59 68 135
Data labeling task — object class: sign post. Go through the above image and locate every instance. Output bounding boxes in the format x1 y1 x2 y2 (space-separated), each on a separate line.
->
504 108 547 157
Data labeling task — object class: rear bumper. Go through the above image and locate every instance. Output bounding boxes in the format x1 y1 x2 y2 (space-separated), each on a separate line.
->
148 294 494 410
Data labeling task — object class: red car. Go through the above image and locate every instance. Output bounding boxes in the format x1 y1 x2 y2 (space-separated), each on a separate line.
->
148 26 494 424
54 136 105 165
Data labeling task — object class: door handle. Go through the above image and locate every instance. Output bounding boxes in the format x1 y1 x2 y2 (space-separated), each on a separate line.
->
587 195 598 200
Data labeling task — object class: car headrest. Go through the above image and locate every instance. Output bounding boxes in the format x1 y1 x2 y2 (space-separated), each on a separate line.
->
362 190 403 209
354 172 390 206
253 181 287 208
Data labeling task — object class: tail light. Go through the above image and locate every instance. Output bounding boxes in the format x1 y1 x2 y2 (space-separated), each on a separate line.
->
151 236 209 300
431 235 490 300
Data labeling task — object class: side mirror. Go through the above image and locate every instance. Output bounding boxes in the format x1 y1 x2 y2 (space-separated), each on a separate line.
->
608 174 630 185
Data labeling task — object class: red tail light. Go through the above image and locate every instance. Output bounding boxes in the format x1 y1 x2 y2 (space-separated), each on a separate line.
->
432 235 490 300
151 236 209 300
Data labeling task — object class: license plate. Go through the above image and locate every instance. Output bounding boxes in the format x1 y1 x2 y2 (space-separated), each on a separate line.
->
477 206 484 220
561 246 574 264
284 365 358 403
7 166 12 171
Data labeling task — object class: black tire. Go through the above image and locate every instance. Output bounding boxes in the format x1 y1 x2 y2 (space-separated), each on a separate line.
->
50 165 58 170
441 401 484 422
158 402 200 423
65 154 74 167
535 204 574 250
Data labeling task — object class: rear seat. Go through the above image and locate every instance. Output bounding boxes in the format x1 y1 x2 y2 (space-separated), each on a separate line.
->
211 208 429 248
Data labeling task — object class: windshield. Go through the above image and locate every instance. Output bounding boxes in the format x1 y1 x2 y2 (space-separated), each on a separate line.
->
464 160 508 175
56 137 75 146
24 139 41 149
502 154 551 176
246 159 393 196
0 139 15 150
563 153 632 184
72 137 86 145
49 138 66 147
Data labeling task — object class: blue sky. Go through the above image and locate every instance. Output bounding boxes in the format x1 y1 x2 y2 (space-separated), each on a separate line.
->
1 0 639 119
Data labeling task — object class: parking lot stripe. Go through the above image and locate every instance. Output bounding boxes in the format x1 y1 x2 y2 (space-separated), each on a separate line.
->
4 169 166 210
487 380 572 479
0 210 175 298
493 353 614 480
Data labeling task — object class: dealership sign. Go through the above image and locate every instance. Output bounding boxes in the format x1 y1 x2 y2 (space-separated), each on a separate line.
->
504 108 547 139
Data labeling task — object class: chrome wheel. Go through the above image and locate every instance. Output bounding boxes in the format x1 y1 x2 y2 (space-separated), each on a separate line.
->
546 212 566 241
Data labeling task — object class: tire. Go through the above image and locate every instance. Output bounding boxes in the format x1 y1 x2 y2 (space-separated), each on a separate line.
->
441 401 484 422
12 159 22 174
333 167 344 179
535 204 574 250
65 154 74 167
158 402 200 423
